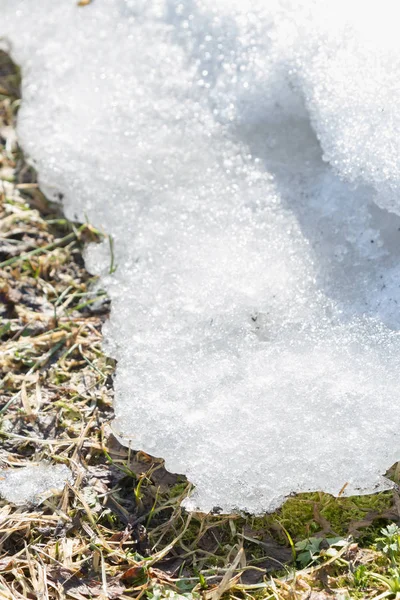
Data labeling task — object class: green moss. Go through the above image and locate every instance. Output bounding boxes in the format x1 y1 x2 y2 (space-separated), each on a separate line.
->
249 490 394 542
170 481 190 497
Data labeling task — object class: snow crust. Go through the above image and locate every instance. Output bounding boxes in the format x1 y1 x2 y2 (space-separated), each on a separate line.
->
2 0 400 512
0 464 72 505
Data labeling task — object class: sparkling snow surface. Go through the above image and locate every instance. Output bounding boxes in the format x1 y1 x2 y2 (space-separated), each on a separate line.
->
0 465 72 505
2 0 400 512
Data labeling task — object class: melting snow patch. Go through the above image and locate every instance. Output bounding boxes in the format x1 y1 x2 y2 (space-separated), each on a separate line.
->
1 0 400 512
0 464 72 506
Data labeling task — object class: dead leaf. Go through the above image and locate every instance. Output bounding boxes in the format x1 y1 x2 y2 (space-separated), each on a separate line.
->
393 491 400 517
348 507 399 537
240 527 292 581
149 567 179 584
48 567 124 599
313 503 338 536
121 565 147 585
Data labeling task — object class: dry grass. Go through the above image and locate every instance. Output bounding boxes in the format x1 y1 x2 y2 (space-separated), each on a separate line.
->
2 50 400 600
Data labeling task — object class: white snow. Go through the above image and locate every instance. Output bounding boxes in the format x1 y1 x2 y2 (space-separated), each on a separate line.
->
2 0 400 512
0 464 72 505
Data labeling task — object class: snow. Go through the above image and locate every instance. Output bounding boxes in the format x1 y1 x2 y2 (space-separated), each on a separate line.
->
2 0 400 512
0 464 72 505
